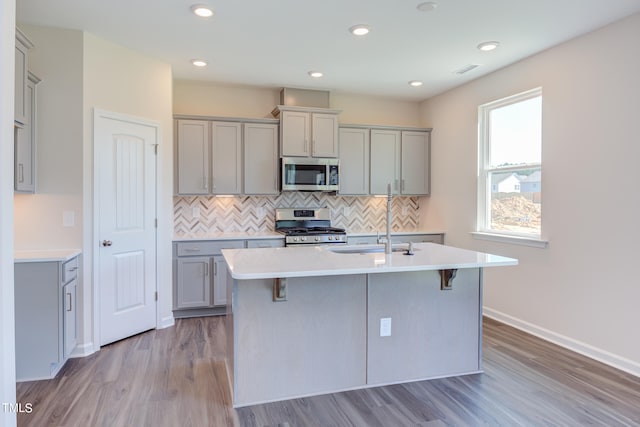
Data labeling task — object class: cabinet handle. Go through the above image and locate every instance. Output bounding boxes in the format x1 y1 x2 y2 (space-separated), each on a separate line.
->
204 263 209 277
203 175 208 190
18 164 24 183
214 262 217 276
66 293 72 311
305 140 309 154
394 179 399 191
402 179 405 192
184 248 201 252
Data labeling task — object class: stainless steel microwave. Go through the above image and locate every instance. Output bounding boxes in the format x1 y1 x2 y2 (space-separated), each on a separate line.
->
281 157 339 192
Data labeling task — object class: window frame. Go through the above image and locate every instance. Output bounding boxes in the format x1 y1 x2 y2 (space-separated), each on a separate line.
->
476 87 546 246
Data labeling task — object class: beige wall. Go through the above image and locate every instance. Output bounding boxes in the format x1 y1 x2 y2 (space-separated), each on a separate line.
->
419 13 640 374
11 25 174 355
13 25 84 250
174 80 422 127
83 33 175 348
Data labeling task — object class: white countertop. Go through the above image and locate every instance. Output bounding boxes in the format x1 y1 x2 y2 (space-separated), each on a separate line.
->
173 231 284 242
223 242 517 280
14 249 81 263
173 230 445 242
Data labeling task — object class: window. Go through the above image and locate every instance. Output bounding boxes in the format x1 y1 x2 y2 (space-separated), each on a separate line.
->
477 88 542 240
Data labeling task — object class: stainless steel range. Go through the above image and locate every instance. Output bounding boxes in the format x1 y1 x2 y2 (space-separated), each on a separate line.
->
275 208 347 246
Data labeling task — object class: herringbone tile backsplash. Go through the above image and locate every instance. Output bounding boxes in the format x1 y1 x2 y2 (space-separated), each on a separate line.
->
174 193 419 236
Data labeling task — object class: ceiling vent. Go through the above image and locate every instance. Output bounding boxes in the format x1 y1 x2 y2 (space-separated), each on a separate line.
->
454 64 480 75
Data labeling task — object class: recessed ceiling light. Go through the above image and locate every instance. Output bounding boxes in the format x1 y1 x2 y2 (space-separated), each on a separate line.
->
308 71 323 78
477 41 500 52
191 4 214 18
416 1 438 12
349 25 370 36
191 59 208 67
408 80 423 87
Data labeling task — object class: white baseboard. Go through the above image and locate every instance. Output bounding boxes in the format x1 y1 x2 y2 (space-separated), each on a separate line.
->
69 342 96 358
483 307 640 378
159 315 175 329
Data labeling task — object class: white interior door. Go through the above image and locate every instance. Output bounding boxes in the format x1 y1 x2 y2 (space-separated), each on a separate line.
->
95 111 158 346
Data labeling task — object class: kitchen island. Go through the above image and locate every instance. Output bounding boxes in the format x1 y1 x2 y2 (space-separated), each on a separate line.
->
222 242 517 407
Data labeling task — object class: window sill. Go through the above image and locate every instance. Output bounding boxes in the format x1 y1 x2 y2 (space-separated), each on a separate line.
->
471 232 548 248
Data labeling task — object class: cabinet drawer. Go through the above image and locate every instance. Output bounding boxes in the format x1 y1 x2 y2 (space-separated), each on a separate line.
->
176 240 245 256
62 257 78 284
246 239 284 249
347 236 377 245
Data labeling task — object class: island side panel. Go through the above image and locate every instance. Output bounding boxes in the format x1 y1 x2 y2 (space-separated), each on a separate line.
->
233 274 367 407
367 268 482 385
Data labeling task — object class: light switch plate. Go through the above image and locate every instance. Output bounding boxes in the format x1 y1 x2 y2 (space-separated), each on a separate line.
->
63 211 75 227
380 317 392 337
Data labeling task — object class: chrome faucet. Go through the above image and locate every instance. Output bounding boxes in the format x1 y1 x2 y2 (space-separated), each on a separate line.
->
384 183 393 254
376 183 393 254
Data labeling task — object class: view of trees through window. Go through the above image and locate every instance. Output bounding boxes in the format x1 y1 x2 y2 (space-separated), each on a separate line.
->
479 89 542 236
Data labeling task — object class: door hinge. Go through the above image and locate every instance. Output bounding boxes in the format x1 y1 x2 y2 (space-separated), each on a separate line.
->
155 291 158 301
155 218 158 228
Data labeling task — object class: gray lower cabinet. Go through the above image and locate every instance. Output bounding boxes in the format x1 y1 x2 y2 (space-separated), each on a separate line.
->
173 238 285 317
175 256 213 309
15 255 79 381
173 240 245 317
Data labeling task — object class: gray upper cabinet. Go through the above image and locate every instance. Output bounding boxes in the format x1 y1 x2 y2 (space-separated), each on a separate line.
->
311 112 339 157
14 29 33 126
338 127 370 195
341 125 431 196
244 123 279 195
15 72 39 193
211 121 242 195
175 117 279 196
176 119 210 195
370 129 401 195
275 106 340 158
400 131 430 195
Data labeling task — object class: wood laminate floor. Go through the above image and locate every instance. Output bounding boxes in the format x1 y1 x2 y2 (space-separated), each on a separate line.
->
16 317 640 427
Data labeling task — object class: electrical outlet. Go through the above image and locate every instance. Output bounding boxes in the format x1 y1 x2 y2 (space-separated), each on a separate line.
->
380 317 392 337
258 207 265 217
192 207 200 218
401 206 408 216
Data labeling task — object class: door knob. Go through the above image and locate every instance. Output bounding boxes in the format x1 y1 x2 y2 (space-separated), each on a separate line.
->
102 240 113 247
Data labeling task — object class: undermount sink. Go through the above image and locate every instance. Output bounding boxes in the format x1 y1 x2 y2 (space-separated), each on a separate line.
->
328 244 417 255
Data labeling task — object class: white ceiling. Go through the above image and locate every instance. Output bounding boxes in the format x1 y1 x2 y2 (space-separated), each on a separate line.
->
16 0 640 101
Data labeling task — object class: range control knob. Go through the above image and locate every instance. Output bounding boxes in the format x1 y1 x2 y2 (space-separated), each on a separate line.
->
293 237 298 242
301 237 307 241
315 236 320 241
328 236 333 241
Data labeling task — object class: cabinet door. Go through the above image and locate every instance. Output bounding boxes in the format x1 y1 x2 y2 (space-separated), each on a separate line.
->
311 113 338 157
176 120 210 194
15 76 36 193
370 130 401 195
401 131 430 195
244 123 279 195
213 256 228 306
211 122 242 194
175 257 213 309
339 128 370 195
14 40 28 125
281 111 310 157
63 278 77 359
